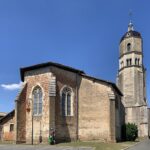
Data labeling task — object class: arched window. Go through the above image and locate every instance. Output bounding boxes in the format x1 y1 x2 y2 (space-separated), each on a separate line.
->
61 86 73 116
121 61 124 68
138 58 140 65
126 59 129 66
129 59 132 65
126 59 132 66
135 58 137 65
127 43 131 52
32 86 43 115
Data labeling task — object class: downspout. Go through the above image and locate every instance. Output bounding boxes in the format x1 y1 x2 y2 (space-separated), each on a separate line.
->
108 88 116 142
76 73 79 141
15 99 18 144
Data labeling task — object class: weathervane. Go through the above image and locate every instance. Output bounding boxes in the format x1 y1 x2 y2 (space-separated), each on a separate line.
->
128 9 134 31
129 9 133 23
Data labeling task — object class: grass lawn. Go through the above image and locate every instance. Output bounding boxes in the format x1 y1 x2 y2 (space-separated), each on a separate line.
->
57 141 138 150
0 140 138 150
0 141 14 144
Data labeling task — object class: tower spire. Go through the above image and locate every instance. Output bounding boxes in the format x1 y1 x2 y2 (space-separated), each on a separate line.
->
128 10 134 31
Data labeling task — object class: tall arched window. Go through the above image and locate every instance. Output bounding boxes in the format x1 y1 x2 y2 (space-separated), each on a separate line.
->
61 86 73 116
127 43 131 52
138 58 140 65
135 58 137 65
126 59 129 66
32 86 43 115
129 59 132 65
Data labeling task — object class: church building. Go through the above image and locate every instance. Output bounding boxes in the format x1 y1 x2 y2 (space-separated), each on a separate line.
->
117 21 149 137
0 22 149 144
15 62 124 144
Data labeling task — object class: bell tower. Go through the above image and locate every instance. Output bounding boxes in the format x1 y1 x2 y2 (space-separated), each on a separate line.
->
117 21 148 137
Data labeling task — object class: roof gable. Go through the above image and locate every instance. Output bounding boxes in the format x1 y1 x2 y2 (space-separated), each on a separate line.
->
0 110 15 124
20 61 122 96
20 61 85 81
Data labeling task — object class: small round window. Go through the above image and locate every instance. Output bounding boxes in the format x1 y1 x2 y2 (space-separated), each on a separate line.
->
127 33 130 37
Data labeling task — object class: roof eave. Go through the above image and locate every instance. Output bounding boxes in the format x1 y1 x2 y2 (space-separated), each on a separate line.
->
0 110 15 124
20 62 85 81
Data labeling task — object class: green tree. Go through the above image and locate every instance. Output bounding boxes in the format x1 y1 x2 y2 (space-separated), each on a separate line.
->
122 123 138 141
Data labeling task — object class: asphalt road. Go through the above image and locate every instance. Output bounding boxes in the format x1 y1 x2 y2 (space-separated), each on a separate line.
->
0 144 94 150
127 139 150 150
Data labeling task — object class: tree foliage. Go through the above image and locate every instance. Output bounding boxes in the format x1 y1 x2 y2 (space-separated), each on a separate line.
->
122 123 138 141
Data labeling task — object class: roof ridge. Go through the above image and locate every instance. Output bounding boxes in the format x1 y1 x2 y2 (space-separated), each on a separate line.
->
20 61 85 81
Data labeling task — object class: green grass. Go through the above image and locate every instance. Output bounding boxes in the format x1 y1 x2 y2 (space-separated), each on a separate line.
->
0 140 138 150
57 141 137 150
0 141 14 144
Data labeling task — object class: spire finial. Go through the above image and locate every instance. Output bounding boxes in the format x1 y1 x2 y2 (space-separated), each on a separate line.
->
128 10 134 31
129 10 132 22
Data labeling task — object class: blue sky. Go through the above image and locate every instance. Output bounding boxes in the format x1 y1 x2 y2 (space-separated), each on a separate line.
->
0 0 150 112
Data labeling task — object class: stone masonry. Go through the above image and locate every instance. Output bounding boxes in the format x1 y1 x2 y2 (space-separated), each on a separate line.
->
15 62 124 144
117 22 148 137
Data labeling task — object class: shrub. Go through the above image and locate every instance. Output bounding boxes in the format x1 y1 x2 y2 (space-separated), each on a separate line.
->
122 123 138 141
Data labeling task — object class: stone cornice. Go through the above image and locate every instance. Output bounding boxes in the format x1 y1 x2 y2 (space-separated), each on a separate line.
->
119 51 142 59
118 65 142 72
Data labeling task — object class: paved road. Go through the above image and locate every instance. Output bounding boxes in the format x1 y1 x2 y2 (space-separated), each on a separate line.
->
127 139 150 150
0 144 94 150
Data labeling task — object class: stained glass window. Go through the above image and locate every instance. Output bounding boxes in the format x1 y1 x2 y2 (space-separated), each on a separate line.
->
33 87 42 115
61 87 72 116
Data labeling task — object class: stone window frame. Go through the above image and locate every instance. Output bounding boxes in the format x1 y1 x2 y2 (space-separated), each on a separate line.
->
135 58 140 66
127 43 131 52
137 58 140 65
121 61 124 68
129 58 132 65
135 58 137 65
126 58 132 66
126 59 129 66
60 85 74 117
9 123 14 132
32 85 43 116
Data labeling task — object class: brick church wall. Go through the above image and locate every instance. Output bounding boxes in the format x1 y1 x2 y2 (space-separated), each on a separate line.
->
23 67 51 144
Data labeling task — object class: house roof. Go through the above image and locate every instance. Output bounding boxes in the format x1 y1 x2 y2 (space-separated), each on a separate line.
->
20 61 123 96
0 110 15 124
20 61 85 81
0 112 6 117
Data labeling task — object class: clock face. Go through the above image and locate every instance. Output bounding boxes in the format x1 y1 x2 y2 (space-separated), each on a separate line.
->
127 33 131 37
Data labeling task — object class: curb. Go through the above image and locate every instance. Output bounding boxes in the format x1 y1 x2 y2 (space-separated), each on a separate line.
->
121 142 139 150
121 139 147 150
